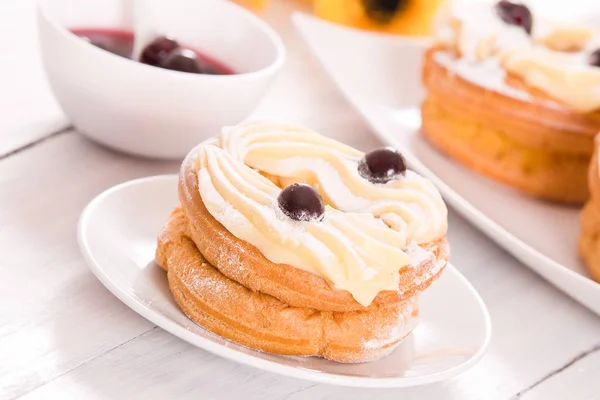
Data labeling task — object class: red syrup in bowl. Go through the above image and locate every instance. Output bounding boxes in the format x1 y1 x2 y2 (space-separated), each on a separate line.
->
70 28 235 75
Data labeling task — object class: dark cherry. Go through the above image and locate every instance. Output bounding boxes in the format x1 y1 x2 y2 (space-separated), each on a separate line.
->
140 36 180 66
358 148 406 184
361 0 409 23
159 48 206 73
278 183 325 222
589 49 600 67
495 0 532 35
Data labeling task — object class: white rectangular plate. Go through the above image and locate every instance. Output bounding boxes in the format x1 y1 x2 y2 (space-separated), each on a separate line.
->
293 14 600 315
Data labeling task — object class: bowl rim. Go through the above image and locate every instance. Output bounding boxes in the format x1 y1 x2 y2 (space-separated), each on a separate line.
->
36 0 286 81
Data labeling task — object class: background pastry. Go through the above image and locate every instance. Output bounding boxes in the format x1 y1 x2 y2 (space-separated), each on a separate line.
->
421 0 600 204
579 135 600 281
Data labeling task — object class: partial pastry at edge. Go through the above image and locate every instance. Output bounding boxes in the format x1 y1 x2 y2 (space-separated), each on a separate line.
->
157 121 449 362
421 0 600 204
579 135 600 282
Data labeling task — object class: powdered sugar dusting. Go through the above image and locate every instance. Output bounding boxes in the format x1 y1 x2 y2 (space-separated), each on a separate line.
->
434 51 534 101
362 297 420 350
404 241 435 268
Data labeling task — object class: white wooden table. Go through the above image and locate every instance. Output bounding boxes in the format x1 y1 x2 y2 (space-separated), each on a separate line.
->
2 1 600 399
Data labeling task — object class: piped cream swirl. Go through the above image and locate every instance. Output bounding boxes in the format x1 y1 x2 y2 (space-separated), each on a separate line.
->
220 121 447 244
195 144 416 306
436 0 600 112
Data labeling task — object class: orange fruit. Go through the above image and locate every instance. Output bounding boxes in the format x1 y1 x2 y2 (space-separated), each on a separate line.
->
231 0 268 11
313 0 445 36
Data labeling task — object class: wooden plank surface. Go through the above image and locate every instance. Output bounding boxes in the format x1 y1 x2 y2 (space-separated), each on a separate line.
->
3 130 600 400
520 349 600 400
0 0 68 157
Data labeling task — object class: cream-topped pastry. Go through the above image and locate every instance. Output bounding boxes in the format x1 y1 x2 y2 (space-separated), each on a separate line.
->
195 144 427 306
579 135 600 282
421 0 600 203
158 121 450 362
220 121 448 244
436 0 600 112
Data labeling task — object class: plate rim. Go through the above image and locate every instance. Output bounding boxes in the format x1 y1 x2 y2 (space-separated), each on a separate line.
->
77 174 491 388
292 12 600 314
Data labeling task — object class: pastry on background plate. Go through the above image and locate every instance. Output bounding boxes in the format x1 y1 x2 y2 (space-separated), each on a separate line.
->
156 121 449 362
579 135 600 282
421 0 600 204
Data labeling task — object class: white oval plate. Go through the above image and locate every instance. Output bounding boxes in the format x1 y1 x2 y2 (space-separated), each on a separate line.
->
78 175 490 388
293 13 600 316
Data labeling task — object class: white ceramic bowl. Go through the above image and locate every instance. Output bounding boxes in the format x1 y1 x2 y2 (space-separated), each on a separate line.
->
37 0 285 159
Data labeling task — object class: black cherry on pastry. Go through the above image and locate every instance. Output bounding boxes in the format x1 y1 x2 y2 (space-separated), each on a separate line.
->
589 49 600 67
140 36 180 66
278 183 325 222
358 148 407 184
495 0 532 35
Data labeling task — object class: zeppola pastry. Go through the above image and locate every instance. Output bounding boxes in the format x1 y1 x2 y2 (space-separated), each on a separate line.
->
421 0 600 204
579 136 600 282
156 121 449 362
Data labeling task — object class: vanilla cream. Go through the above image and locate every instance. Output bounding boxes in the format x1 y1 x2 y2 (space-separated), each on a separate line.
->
195 145 416 307
436 0 600 113
220 121 448 244
192 122 448 306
